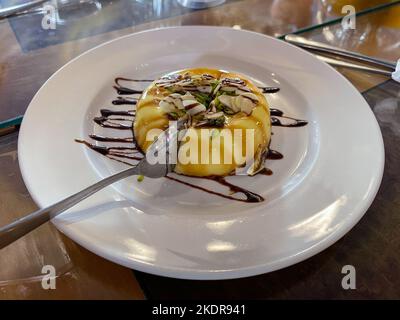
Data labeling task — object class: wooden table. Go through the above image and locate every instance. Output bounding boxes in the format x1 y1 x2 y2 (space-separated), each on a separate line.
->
0 0 399 299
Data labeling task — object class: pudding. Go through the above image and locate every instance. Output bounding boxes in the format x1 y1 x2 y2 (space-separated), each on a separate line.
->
134 68 271 177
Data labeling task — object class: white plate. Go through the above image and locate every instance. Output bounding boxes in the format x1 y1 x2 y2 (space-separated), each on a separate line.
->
18 27 384 280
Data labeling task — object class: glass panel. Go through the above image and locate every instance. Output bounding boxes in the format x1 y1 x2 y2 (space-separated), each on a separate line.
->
298 2 400 61
296 2 399 92
0 0 398 122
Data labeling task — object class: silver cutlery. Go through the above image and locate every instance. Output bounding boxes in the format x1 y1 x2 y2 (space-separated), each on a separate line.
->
314 54 393 76
0 0 47 19
284 34 397 71
0 124 182 249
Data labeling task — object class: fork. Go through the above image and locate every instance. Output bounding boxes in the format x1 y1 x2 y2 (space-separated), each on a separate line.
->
0 123 182 250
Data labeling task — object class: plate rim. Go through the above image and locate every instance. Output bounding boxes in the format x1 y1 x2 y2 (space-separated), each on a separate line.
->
18 26 385 279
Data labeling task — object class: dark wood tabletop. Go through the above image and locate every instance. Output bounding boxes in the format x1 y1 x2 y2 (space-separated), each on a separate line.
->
0 0 399 299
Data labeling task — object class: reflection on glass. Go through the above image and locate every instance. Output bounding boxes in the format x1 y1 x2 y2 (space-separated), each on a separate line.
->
306 2 400 61
271 0 315 29
318 0 395 20
51 0 103 25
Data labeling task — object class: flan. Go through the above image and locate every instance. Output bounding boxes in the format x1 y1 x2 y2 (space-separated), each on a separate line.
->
133 68 271 177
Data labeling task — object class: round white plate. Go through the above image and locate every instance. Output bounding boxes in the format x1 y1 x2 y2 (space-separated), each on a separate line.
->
18 27 384 280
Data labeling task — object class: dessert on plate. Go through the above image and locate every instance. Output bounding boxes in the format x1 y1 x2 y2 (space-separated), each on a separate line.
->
134 68 272 177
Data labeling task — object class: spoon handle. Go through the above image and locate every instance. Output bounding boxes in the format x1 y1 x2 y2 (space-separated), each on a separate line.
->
285 34 397 70
0 166 138 249
315 54 393 76
0 0 47 19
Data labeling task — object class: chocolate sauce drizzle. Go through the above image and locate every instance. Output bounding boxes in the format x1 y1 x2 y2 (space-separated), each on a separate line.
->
75 139 142 161
113 77 145 95
75 77 307 203
259 168 273 175
112 97 137 105
259 87 280 94
100 109 135 117
266 149 284 160
93 108 135 130
166 175 264 203
93 116 133 130
270 108 308 128
89 134 134 143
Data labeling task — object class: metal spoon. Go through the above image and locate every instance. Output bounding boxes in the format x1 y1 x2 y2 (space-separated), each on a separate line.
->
315 54 393 76
284 34 397 71
0 124 182 249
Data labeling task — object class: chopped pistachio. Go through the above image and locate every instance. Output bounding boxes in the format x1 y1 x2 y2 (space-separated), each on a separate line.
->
208 116 225 127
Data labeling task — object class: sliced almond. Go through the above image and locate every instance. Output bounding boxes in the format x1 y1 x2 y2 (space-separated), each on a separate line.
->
212 83 221 95
182 99 199 107
219 95 240 113
236 96 255 115
202 74 215 80
204 112 224 119
221 77 245 86
235 86 251 93
186 104 206 116
246 145 265 176
240 92 259 102
220 86 237 92
218 95 233 107
173 98 184 110
181 92 195 101
193 120 208 127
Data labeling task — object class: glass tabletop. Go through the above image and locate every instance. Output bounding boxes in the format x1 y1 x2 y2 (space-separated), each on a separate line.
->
0 0 399 299
297 1 399 91
0 0 398 124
